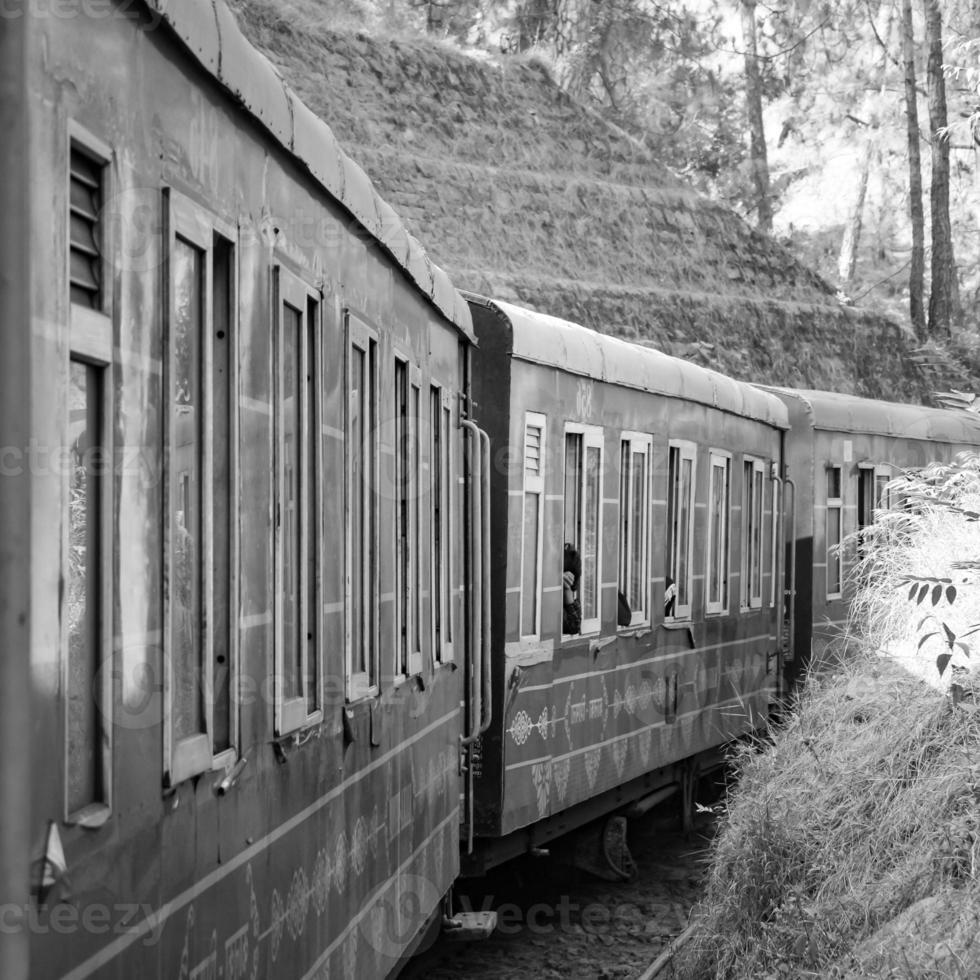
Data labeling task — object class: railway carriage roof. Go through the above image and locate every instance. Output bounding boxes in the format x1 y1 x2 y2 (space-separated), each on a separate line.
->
475 296 788 428
764 387 980 443
144 0 474 342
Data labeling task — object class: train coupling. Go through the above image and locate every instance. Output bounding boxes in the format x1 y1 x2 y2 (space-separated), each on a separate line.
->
442 911 497 942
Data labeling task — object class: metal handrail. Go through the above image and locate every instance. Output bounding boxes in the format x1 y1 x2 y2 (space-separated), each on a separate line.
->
477 424 492 735
784 476 797 664
459 419 484 746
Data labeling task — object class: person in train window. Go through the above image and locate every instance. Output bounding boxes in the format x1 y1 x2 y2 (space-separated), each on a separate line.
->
563 542 582 635
664 576 677 617
617 590 632 627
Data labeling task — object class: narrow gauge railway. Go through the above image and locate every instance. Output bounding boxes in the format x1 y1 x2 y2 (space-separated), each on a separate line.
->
3 2 980 979
398 799 714 980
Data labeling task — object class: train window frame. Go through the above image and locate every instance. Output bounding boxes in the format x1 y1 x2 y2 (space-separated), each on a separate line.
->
770 475 780 609
346 312 381 702
410 367 425 677
740 456 765 611
162 188 240 787
63 353 113 828
520 412 547 641
273 264 323 736
705 450 732 616
858 463 892 545
563 423 604 638
825 464 844 600
618 431 652 629
666 440 697 622
393 356 425 686
393 355 410 683
64 125 115 825
432 384 455 664
67 122 112 317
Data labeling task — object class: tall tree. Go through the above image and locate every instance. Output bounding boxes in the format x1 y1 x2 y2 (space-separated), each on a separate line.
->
901 0 927 337
740 0 773 232
838 140 873 288
838 5 894 293
924 0 958 336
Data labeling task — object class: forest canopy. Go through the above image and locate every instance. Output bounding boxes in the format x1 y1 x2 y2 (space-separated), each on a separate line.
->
302 0 980 344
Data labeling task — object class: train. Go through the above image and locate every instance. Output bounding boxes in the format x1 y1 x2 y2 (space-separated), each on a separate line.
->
3 1 980 978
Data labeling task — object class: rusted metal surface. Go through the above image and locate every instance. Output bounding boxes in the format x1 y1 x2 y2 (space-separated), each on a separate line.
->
476 296 788 429
288 90 346 198
211 0 292 147
768 386 980 441
0 8 33 979
153 0 222 75
406 235 436 300
469 299 784 849
142 0 473 339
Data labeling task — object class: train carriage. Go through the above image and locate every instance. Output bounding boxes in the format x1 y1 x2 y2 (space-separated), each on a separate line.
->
1 2 489 977
766 388 980 685
464 296 789 872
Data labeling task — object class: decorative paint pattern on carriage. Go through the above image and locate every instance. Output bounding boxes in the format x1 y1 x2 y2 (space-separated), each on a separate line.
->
552 757 571 803
584 747 602 791
531 762 552 818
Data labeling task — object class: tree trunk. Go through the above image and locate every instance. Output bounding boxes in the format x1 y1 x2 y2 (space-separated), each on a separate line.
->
597 15 630 113
838 6 892 296
902 0 926 337
740 0 772 233
838 141 873 288
924 0 958 337
554 0 595 100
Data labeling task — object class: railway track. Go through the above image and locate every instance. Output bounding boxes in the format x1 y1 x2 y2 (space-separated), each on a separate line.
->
399 801 716 980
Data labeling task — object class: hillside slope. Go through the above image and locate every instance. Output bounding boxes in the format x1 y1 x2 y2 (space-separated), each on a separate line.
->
230 0 928 398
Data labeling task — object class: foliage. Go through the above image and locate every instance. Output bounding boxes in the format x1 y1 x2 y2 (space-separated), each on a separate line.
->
266 0 980 344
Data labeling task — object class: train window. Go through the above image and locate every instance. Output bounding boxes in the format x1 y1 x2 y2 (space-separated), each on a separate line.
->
163 191 240 783
211 238 236 757
347 315 380 701
394 359 410 678
826 465 843 598
521 413 547 639
740 458 765 610
411 375 424 670
667 441 697 620
65 356 112 822
432 386 454 662
618 433 652 627
442 393 455 657
394 360 423 681
164 188 237 785
164 188 240 786
770 478 780 608
68 143 105 310
858 464 893 555
876 472 891 511
564 424 603 635
169 234 207 774
706 451 731 615
274 268 322 734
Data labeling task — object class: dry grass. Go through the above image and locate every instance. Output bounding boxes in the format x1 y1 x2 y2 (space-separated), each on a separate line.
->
673 453 980 979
